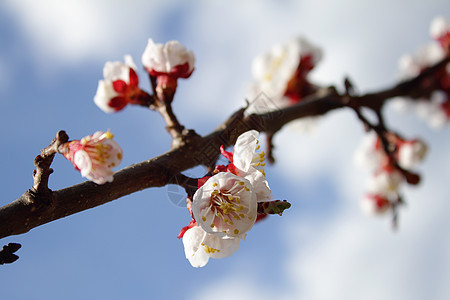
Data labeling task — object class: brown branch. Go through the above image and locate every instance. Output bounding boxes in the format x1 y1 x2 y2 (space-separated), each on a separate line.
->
0 56 448 240
32 131 69 195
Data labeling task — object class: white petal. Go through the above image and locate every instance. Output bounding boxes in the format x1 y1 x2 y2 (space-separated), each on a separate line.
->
182 226 210 268
366 170 403 196
73 150 92 177
93 80 119 113
233 130 259 172
353 132 383 171
430 16 450 39
398 140 427 169
123 54 137 70
242 167 271 202
103 61 130 83
202 233 240 259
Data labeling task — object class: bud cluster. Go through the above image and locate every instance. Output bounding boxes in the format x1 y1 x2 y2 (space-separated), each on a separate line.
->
354 132 427 216
396 16 450 129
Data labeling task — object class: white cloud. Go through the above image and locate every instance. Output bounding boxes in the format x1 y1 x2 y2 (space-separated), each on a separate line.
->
1 0 177 66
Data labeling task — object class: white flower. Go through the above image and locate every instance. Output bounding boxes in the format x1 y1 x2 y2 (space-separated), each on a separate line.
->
94 80 120 113
141 39 195 77
182 225 240 268
251 36 322 100
353 132 384 171
398 43 445 79
430 16 450 41
366 169 403 196
94 55 147 113
192 172 258 239
415 91 449 129
360 194 391 216
59 131 123 184
397 140 428 169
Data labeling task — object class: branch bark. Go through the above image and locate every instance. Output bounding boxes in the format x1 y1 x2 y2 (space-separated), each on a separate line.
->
0 55 448 240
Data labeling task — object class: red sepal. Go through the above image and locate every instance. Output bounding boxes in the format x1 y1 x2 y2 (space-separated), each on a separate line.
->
198 176 211 188
129 68 139 87
112 80 127 93
108 96 128 111
220 145 233 162
178 220 197 239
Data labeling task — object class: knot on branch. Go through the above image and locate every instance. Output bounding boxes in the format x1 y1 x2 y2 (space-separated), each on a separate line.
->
32 130 69 200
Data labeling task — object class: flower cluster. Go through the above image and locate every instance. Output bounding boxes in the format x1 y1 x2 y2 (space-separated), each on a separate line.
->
354 132 427 216
94 40 195 112
395 16 450 129
179 130 274 267
247 37 322 111
58 131 123 185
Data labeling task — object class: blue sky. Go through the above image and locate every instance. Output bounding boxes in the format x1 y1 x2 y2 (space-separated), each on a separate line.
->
0 1 449 299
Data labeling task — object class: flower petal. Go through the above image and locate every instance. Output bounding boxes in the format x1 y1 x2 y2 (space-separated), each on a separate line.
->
233 130 259 172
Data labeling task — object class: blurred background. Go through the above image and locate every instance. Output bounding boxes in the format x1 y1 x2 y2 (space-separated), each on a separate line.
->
0 0 449 299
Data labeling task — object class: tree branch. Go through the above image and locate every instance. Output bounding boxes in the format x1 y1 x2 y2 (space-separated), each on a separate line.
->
0 55 448 240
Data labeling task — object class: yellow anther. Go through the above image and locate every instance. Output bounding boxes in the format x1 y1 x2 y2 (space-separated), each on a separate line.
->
254 162 260 167
236 199 241 204
202 216 206 222
117 153 122 160
104 131 114 139
234 229 239 235
202 244 220 254
260 163 266 166
220 203 237 214
256 145 260 150
228 195 234 201
244 186 250 191
238 181 245 185
211 190 219 196
238 205 244 211
239 213 245 218
256 139 259 144
210 223 214 228
212 182 218 187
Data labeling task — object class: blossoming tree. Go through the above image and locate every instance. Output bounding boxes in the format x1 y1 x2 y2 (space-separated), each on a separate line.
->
0 17 449 268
